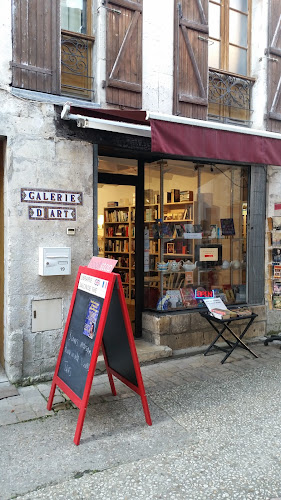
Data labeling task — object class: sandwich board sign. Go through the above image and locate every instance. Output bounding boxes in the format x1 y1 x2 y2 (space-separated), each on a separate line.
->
47 263 152 445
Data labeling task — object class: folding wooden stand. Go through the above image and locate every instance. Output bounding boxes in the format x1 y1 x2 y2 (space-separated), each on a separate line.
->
47 266 152 445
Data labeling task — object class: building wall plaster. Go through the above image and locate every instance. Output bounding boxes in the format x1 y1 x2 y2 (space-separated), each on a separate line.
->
0 89 94 383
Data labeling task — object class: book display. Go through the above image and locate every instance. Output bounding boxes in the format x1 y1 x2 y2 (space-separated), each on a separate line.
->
268 217 281 309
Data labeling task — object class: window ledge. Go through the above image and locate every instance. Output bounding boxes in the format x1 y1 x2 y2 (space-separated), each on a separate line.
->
11 87 100 109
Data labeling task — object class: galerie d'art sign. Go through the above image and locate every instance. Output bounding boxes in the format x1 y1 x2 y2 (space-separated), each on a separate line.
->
47 261 152 445
21 188 83 221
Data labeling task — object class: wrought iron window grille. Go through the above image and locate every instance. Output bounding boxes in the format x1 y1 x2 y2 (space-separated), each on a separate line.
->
208 69 255 126
61 33 94 100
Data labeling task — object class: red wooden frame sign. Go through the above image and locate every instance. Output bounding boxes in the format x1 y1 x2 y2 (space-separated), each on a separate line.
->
47 266 152 445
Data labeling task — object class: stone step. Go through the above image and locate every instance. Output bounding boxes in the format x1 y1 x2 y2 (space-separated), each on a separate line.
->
95 339 172 374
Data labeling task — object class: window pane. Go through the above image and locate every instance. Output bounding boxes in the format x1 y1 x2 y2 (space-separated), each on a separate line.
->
209 3 221 39
209 40 221 68
229 46 247 75
144 161 249 311
230 0 248 13
229 11 248 47
61 0 87 34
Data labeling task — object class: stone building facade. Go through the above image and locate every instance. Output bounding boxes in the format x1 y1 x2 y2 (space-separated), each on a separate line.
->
0 0 280 383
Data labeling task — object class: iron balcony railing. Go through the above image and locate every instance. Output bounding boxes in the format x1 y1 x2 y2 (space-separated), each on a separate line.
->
208 68 255 127
61 31 95 100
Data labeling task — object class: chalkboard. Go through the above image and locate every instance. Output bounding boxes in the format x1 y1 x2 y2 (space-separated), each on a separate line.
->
103 282 138 387
48 266 151 445
58 289 104 399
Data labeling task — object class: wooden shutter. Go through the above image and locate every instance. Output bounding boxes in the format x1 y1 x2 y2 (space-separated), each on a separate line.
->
106 0 142 108
267 0 281 132
174 0 208 119
12 0 60 94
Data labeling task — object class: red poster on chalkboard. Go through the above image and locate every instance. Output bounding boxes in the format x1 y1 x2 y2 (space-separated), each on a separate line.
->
47 266 151 445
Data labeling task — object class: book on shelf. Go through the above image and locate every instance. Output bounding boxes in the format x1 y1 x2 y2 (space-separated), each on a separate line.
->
104 209 129 223
107 201 118 207
171 189 180 203
180 190 193 201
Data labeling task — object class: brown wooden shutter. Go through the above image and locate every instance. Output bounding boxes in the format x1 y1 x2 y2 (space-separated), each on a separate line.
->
173 0 208 119
267 0 281 132
12 0 60 94
106 0 142 108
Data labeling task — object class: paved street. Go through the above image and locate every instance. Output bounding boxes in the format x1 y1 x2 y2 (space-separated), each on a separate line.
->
1 340 281 499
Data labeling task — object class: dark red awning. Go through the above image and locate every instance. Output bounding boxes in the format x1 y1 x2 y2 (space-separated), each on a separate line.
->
150 119 281 165
64 105 281 166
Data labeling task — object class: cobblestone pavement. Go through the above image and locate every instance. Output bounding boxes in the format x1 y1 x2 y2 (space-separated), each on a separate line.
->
1 341 281 499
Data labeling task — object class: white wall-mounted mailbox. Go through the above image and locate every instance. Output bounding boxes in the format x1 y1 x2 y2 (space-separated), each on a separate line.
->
39 247 71 276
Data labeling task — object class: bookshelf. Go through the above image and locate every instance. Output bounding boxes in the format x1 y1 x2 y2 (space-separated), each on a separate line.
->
104 199 195 307
267 216 281 310
104 205 135 304
162 201 195 263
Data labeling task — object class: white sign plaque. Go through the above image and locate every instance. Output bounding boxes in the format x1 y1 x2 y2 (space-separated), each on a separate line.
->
22 188 83 205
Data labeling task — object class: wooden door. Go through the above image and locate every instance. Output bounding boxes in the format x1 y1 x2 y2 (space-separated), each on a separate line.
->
174 0 209 119
267 0 281 132
106 0 143 108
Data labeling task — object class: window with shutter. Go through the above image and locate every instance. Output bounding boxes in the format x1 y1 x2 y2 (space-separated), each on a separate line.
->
60 0 95 100
173 0 209 119
12 0 60 94
267 0 281 132
106 0 143 109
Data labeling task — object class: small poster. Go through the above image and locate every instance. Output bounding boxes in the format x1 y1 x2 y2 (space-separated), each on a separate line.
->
272 249 281 263
273 295 281 309
273 282 281 295
82 299 101 340
273 265 281 278
220 218 235 236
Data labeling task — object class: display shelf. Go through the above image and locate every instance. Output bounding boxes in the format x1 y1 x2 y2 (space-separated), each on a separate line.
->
267 216 281 310
104 251 130 254
163 219 193 223
104 205 135 305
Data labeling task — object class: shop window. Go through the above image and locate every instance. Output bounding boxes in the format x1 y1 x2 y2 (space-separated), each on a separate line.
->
61 0 94 100
208 0 254 125
144 161 249 312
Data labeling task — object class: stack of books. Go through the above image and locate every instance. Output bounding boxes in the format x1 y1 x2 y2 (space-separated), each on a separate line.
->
210 308 237 320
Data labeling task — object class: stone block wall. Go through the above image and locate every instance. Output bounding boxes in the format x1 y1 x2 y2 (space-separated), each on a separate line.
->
142 305 266 351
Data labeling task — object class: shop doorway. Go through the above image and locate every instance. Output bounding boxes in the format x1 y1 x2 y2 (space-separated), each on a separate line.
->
98 158 143 336
0 141 4 366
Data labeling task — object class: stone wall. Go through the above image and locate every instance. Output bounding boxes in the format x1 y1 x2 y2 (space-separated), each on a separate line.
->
142 306 266 351
0 90 94 383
